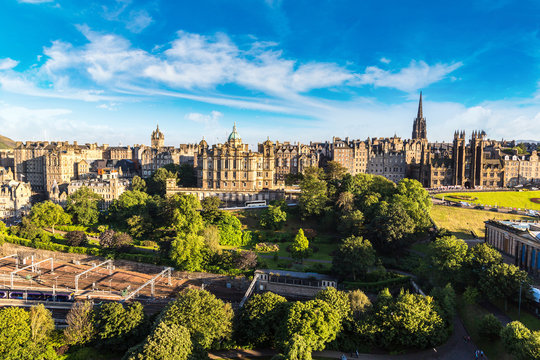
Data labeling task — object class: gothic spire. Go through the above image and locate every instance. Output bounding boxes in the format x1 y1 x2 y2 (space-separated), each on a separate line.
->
417 91 423 120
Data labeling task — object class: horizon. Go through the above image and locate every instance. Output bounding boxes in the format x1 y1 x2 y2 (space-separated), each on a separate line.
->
1 0 540 145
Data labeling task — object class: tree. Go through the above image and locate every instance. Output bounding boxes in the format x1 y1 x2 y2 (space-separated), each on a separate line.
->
315 287 351 326
131 176 147 192
178 163 197 187
430 283 456 324
480 263 530 311
336 191 355 212
99 229 116 248
200 196 222 222
112 232 133 249
126 322 192 360
65 230 88 247
325 161 348 181
95 302 147 351
332 236 375 280
0 307 32 359
202 225 221 255
284 334 312 360
393 178 432 230
163 194 204 235
278 299 340 351
370 291 446 349
64 301 96 346
216 212 243 246
259 204 287 230
108 190 150 223
349 289 371 319
291 229 309 263
147 167 177 196
364 201 414 254
501 321 540 360
427 236 470 286
65 186 102 226
299 167 328 218
478 314 503 341
158 288 233 349
170 232 205 271
29 304 55 345
467 242 503 283
30 200 71 233
236 292 288 347
234 250 258 270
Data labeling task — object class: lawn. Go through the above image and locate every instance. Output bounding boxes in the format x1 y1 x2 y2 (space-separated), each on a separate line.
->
457 297 512 360
434 190 540 211
430 205 531 239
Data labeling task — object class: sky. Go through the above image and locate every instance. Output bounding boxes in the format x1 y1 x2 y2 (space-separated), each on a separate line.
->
0 0 539 147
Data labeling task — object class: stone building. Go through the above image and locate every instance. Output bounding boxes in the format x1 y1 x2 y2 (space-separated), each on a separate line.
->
266 141 319 182
195 124 275 191
67 173 130 209
485 220 540 275
502 151 540 187
0 168 31 218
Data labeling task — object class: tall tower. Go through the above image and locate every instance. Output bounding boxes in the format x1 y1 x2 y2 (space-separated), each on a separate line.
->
412 92 427 140
151 124 164 148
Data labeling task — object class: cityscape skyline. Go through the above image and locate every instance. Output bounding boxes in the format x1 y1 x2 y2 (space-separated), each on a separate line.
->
1 0 540 145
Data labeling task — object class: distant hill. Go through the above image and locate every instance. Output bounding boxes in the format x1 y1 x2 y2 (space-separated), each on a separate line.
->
517 140 540 144
0 134 16 149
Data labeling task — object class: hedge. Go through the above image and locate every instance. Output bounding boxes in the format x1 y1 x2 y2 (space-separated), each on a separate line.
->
4 234 161 263
343 274 411 292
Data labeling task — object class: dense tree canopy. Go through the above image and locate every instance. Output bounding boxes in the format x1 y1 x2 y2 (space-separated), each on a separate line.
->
427 236 470 285
30 200 71 233
299 167 328 218
501 321 540 360
479 263 530 311
332 236 375 280
126 322 192 360
66 186 102 226
94 302 147 351
291 229 310 263
159 289 233 349
259 204 287 230
64 301 96 346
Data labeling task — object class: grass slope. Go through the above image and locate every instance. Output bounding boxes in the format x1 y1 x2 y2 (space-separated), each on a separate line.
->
435 190 540 211
0 134 16 149
430 205 530 239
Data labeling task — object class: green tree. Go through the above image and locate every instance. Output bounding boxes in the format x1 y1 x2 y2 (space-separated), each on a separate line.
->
479 263 530 311
315 287 351 326
216 212 243 246
108 190 150 224
147 167 177 196
324 161 348 181
291 229 310 263
0 307 32 359
284 334 312 360
202 225 221 255
364 200 414 254
64 301 96 346
170 232 205 271
370 291 446 349
29 304 55 346
158 288 233 349
236 292 288 347
336 191 355 212
478 314 503 341
501 321 540 360
337 209 364 235
163 194 204 235
95 302 147 352
299 167 328 218
427 236 470 286
462 286 480 305
466 242 503 284
393 178 432 230
126 322 192 360
259 204 287 230
430 283 456 324
332 236 375 280
349 289 372 319
131 176 147 192
278 299 340 351
65 186 102 226
200 196 222 223
30 200 71 233
178 163 197 187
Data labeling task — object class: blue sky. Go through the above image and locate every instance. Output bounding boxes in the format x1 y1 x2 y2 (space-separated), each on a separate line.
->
0 0 539 146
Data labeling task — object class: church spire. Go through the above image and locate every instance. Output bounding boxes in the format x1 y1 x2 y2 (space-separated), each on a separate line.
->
417 91 423 120
412 91 427 140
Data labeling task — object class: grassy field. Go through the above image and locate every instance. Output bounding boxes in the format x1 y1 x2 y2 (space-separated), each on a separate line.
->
430 205 530 239
434 190 540 210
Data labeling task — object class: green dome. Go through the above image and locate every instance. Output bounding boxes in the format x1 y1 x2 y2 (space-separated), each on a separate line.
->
228 123 241 141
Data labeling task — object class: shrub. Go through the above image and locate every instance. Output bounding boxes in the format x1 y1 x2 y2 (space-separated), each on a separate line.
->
65 231 88 247
255 242 280 252
478 314 503 341
140 240 158 248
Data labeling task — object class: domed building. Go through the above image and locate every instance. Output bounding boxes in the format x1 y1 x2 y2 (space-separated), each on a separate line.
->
194 123 276 191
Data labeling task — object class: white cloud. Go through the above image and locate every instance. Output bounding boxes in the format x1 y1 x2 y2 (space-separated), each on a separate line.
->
355 60 463 93
379 57 391 64
0 58 19 70
185 110 223 125
126 10 153 33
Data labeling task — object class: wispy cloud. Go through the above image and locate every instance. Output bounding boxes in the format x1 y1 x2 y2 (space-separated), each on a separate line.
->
17 0 53 3
126 10 153 33
355 60 463 93
0 58 19 70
